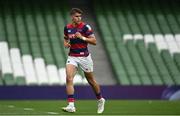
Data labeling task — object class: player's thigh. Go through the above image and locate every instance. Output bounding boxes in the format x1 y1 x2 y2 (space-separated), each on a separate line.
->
79 54 93 72
66 57 78 79
84 71 94 80
84 71 96 84
66 64 77 79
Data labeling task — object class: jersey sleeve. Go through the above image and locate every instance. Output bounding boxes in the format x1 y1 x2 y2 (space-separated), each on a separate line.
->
84 24 94 37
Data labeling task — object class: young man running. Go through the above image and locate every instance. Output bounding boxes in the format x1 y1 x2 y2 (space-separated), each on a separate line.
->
62 8 105 114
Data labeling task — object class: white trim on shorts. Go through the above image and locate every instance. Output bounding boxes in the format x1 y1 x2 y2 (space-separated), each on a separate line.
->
66 54 93 72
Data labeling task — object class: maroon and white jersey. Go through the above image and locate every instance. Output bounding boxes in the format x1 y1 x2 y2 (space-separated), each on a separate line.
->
64 22 93 57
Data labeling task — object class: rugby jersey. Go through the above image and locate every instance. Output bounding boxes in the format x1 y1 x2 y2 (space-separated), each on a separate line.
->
64 22 93 57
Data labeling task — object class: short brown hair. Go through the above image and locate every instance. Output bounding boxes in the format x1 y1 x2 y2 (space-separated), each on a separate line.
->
70 8 83 15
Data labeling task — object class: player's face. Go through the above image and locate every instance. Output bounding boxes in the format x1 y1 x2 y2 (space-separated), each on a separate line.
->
71 13 82 24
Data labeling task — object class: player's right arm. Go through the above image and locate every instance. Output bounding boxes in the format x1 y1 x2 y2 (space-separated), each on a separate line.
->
64 37 71 48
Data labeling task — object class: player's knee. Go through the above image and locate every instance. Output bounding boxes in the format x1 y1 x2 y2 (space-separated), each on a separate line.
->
66 76 73 83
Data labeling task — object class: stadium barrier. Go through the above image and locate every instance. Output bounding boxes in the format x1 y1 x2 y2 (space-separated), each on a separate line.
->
0 85 179 100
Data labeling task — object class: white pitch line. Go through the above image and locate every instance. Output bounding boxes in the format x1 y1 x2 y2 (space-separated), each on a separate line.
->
47 112 59 114
7 105 15 108
23 108 34 111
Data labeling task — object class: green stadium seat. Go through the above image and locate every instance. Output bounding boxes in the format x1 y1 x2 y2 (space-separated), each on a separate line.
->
164 34 180 55
118 43 141 85
158 0 180 34
174 53 180 71
19 41 31 55
0 14 6 41
110 52 130 85
148 43 174 85
136 40 163 85
161 50 180 85
121 0 141 34
105 41 130 85
31 41 42 58
126 40 152 85
169 0 180 33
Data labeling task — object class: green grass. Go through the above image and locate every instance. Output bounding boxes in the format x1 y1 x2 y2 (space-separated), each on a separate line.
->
0 100 180 115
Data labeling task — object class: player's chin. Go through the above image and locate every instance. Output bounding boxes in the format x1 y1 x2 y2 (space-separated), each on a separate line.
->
76 21 81 24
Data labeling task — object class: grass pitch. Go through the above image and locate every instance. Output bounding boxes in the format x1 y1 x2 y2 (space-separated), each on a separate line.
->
0 100 180 115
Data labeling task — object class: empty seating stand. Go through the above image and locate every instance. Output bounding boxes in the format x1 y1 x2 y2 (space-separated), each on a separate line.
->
1 0 180 86
0 0 86 86
93 0 180 85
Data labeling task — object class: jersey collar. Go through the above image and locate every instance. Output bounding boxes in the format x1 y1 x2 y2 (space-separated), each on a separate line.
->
72 22 84 28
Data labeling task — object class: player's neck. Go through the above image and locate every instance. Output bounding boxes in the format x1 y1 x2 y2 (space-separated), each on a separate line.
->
72 21 82 27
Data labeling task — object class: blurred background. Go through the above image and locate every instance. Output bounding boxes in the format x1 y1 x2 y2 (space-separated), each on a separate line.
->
0 0 180 101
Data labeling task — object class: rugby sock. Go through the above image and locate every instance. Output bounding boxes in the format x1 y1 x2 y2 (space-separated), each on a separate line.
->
67 95 75 106
96 93 103 100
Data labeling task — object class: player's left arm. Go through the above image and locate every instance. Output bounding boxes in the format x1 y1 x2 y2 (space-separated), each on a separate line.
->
75 32 96 45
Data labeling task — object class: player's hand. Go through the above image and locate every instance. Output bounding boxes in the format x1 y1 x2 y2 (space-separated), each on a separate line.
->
64 40 71 48
75 32 82 39
75 32 87 41
64 35 68 40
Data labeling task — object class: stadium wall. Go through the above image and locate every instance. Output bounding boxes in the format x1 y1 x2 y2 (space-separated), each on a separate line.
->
0 85 179 100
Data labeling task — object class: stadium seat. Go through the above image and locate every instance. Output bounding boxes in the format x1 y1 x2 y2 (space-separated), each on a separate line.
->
34 58 49 85
10 48 26 85
136 39 163 85
47 65 61 85
133 34 143 41
161 50 180 84
123 34 133 43
22 55 38 85
160 0 180 34
164 34 180 55
118 43 141 85
154 34 168 51
0 12 6 41
126 40 152 85
175 34 180 50
174 53 180 71
130 0 151 34
148 43 175 85
144 34 155 47
0 42 15 85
